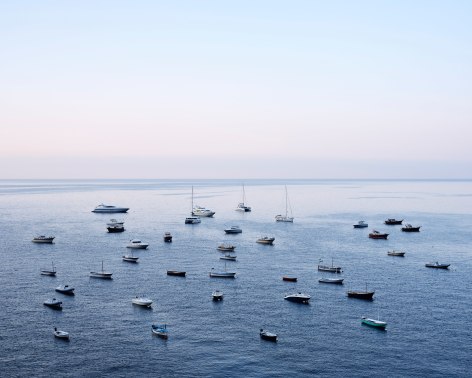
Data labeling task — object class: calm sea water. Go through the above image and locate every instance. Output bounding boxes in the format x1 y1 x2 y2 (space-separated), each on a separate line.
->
0 179 471 377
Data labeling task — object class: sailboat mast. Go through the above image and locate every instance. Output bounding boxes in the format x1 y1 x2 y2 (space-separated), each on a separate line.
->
285 185 288 217
191 186 194 215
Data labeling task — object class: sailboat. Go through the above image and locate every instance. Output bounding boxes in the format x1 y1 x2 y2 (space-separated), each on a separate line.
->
235 184 251 212
40 261 57 276
275 186 294 222
90 260 113 279
185 186 201 224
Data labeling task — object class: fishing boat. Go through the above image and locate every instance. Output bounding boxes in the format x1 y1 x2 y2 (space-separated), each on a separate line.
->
275 185 294 222
284 292 310 304
53 327 70 340
163 232 173 242
319 277 344 284
212 290 224 301
220 254 237 261
401 224 421 232
317 259 342 273
122 252 139 263
282 276 297 282
387 250 405 257
151 324 168 339
132 296 153 308
55 284 75 295
384 218 403 225
44 298 62 310
353 221 368 228
209 264 236 278
127 239 149 249
40 262 56 276
92 204 129 213
235 184 252 212
217 244 236 252
369 230 389 239
167 270 186 277
256 236 275 245
90 261 113 279
425 262 450 269
224 226 242 234
347 284 375 300
32 235 55 243
260 329 278 342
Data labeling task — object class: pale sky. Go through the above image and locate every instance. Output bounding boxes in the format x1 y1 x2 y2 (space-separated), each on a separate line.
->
1 1 471 179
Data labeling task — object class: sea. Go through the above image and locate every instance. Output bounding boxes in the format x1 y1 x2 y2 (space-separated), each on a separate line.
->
0 179 471 377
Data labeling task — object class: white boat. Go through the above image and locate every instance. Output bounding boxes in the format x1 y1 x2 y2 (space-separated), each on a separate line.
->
388 250 405 257
90 261 113 279
185 216 201 224
224 226 242 234
126 239 149 249
256 236 275 245
40 261 56 276
209 264 236 278
192 205 215 217
92 204 129 213
220 254 237 261
353 221 368 228
275 186 294 222
44 298 62 309
53 327 70 340
212 290 224 301
32 235 55 243
319 277 344 284
235 184 251 212
132 296 153 307
122 252 139 262
151 324 168 339
284 292 310 304
55 284 75 295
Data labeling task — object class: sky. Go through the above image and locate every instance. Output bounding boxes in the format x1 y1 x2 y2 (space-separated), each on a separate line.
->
1 0 471 179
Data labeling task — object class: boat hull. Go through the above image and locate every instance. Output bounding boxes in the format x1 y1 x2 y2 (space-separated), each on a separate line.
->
122 256 139 262
92 208 129 213
282 276 297 282
385 219 403 225
388 251 405 257
107 227 125 233
32 238 55 243
402 227 421 232
40 271 56 276
54 331 70 340
55 286 75 295
224 229 242 234
353 224 368 228
260 331 277 342
369 234 389 239
167 271 186 277
284 294 310 304
362 317 387 329
127 245 148 249
319 278 344 284
90 272 113 279
347 291 375 300
317 265 342 273
425 264 450 269
209 272 236 278
256 238 275 245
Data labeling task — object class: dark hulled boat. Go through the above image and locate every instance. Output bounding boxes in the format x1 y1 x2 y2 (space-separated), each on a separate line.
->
401 224 421 232
167 270 186 277
369 230 389 239
347 284 375 300
384 218 403 225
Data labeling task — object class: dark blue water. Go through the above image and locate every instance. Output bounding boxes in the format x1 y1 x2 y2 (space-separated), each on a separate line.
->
0 179 471 377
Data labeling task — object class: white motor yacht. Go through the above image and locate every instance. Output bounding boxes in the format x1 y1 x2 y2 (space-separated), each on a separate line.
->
92 204 129 213
224 226 242 234
126 239 149 249
132 296 153 307
192 206 215 217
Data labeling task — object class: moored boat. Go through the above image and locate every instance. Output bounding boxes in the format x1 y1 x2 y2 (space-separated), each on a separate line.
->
284 292 310 304
53 327 70 340
167 270 186 277
132 296 153 307
163 232 173 242
402 224 421 232
92 204 129 213
220 254 237 261
90 261 113 279
319 277 344 284
347 284 374 300
260 329 277 342
224 226 242 234
387 250 405 257
256 236 275 245
209 267 236 278
212 290 224 301
384 218 403 225
55 284 75 295
126 239 149 249
275 186 294 222
32 235 55 243
107 225 125 233
151 324 168 339
425 262 450 269
369 230 389 239
317 259 342 273
192 205 215 217
353 221 368 228
282 276 297 282
235 185 252 212
44 298 62 310
122 253 139 263
40 261 57 276
185 216 201 224
361 316 387 329
217 244 235 252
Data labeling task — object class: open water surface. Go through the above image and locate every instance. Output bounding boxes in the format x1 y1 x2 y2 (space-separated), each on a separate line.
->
0 179 471 377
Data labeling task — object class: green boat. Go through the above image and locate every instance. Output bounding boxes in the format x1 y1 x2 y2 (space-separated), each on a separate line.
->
361 316 387 329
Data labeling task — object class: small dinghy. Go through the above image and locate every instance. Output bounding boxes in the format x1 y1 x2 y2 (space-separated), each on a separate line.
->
260 329 278 342
132 296 153 308
55 284 75 295
44 298 62 310
53 327 70 340
151 324 168 339
212 290 224 301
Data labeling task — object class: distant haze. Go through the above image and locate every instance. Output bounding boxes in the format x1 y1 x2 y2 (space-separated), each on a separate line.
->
1 1 471 178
